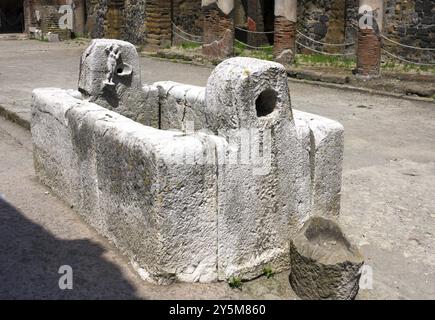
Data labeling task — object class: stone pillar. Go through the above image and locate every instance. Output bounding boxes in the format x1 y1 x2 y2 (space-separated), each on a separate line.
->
23 0 32 33
356 0 383 77
72 0 86 36
145 0 172 48
273 0 297 65
202 0 235 59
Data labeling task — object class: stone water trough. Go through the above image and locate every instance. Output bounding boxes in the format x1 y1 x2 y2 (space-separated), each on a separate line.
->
31 39 350 286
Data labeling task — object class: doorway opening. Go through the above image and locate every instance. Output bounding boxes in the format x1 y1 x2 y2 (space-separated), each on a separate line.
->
0 0 24 34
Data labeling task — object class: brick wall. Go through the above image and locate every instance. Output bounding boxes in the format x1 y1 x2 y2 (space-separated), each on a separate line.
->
356 28 381 75
273 16 296 61
145 0 171 48
104 0 124 39
202 2 234 58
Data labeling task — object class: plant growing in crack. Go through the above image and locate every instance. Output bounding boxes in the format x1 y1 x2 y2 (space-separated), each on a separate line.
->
228 276 243 289
263 266 274 279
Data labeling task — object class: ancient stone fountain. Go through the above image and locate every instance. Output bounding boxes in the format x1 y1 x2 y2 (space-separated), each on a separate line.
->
31 39 358 291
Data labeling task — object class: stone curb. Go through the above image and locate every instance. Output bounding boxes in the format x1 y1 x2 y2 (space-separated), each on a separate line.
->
286 77 435 104
141 52 435 104
0 104 31 130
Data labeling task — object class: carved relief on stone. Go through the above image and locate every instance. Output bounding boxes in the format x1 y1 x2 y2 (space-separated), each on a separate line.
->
104 43 121 86
103 43 133 86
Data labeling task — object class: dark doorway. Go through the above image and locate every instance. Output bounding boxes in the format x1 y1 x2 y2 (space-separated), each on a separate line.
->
0 0 24 33
261 0 275 44
234 0 275 45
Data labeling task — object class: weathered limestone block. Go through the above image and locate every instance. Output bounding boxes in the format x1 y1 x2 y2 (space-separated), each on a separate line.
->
205 57 292 131
31 88 225 284
32 89 84 210
78 39 159 127
294 111 344 217
154 81 208 131
206 57 312 280
31 41 346 284
290 217 364 300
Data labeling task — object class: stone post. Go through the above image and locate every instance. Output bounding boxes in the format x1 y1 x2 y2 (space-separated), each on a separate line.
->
202 0 235 59
273 0 297 65
356 0 383 77
23 0 32 34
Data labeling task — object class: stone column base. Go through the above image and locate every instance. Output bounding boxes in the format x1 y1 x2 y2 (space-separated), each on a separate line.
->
355 28 381 77
273 16 296 65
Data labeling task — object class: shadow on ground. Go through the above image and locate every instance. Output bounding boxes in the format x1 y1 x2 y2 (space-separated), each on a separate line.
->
0 198 139 299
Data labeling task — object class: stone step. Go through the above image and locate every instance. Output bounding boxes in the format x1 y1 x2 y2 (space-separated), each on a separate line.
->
0 33 29 41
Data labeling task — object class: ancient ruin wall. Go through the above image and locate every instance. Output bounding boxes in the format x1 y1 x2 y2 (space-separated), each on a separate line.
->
172 0 203 45
24 0 72 40
296 0 348 54
122 0 147 44
383 0 434 63
86 0 107 38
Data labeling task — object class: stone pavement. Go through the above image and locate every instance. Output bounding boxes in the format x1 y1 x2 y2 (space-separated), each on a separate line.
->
1 39 435 299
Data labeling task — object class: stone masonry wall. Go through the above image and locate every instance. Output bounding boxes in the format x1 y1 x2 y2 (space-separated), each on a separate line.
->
122 0 147 44
86 0 107 38
297 0 349 54
383 0 434 63
344 0 358 54
172 0 203 45
40 4 72 40
145 0 171 48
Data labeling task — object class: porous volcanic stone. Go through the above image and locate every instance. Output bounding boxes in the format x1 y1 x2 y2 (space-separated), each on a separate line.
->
289 217 364 300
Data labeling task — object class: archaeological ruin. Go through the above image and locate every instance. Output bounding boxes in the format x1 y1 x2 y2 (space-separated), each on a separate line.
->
1 0 434 304
30 39 353 287
7 0 433 75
